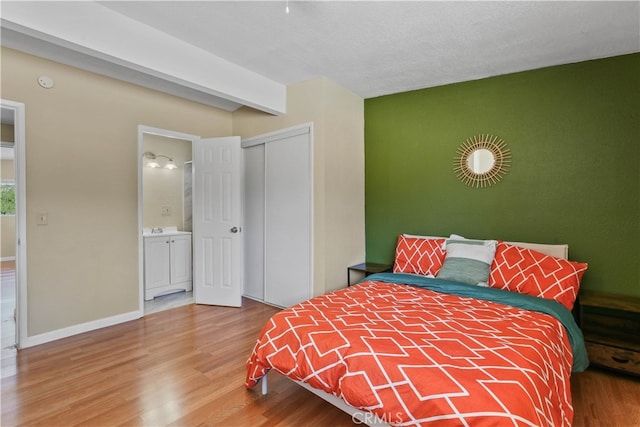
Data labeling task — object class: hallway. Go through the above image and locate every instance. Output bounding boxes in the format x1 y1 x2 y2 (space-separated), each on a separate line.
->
1 260 16 377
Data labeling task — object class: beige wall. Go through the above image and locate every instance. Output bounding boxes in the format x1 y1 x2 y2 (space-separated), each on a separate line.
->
142 133 192 230
1 47 233 337
233 77 365 296
1 215 16 260
1 159 14 180
1 46 364 340
1 124 15 142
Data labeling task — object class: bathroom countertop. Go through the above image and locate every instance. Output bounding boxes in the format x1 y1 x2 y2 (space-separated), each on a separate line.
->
142 227 192 237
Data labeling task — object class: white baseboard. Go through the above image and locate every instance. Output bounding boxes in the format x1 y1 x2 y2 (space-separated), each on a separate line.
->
0 256 16 262
19 310 143 349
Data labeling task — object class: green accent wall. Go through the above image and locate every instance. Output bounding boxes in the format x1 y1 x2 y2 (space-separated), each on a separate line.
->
364 53 639 297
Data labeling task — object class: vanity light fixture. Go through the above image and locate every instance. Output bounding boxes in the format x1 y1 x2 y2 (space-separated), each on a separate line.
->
164 158 178 170
143 151 178 170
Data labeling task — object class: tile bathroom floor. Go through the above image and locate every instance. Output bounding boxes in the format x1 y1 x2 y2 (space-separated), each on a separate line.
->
144 290 193 314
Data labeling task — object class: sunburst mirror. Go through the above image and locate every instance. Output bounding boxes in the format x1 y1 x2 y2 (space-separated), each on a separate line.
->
453 134 511 188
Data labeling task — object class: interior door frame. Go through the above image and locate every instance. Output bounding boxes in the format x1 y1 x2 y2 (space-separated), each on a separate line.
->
1 99 27 349
137 125 200 315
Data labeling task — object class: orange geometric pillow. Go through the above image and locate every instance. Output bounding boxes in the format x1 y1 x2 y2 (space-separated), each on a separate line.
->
488 242 588 311
393 234 446 277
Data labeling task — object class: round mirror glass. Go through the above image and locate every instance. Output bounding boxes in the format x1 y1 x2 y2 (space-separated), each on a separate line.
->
466 148 495 174
453 134 511 188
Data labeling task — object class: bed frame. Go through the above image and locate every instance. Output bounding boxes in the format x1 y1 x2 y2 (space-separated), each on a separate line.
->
260 241 570 426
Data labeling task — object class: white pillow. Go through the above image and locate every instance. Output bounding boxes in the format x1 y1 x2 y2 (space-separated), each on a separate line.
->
436 238 497 286
440 233 467 250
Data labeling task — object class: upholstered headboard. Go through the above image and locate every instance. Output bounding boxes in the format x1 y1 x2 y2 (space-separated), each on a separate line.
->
402 234 570 260
506 241 568 260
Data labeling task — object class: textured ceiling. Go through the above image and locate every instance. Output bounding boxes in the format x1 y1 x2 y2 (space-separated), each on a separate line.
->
99 1 640 99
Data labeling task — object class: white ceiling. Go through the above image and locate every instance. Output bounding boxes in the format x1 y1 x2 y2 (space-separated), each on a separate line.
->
2 1 639 111
99 0 640 99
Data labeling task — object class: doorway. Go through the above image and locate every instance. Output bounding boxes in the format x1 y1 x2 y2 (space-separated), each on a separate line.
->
138 126 244 314
1 133 16 360
1 100 26 356
138 126 197 315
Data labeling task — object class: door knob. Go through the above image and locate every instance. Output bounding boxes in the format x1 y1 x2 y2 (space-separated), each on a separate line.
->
230 226 240 233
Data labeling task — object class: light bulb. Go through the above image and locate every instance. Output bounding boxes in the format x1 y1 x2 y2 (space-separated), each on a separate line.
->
164 159 178 170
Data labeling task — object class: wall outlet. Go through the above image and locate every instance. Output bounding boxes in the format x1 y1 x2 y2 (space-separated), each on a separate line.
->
161 206 171 216
37 212 48 225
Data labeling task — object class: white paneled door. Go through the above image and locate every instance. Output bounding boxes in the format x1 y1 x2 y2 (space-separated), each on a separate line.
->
193 137 243 307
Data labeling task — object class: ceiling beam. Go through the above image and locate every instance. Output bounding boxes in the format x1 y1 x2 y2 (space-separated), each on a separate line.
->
1 1 287 115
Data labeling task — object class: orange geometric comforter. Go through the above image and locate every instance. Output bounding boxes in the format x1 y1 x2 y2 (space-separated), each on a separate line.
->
246 278 578 426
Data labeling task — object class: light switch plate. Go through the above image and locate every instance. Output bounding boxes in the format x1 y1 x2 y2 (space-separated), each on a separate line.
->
37 212 48 225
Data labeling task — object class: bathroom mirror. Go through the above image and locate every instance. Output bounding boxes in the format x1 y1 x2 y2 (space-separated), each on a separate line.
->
454 134 511 188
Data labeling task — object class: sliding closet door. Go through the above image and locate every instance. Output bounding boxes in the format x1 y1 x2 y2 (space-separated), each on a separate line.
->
264 132 311 307
243 144 265 300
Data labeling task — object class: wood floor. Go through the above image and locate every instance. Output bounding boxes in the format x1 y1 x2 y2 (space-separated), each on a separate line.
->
1 286 639 426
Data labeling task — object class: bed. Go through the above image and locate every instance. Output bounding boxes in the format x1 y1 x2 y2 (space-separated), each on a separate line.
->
246 236 589 426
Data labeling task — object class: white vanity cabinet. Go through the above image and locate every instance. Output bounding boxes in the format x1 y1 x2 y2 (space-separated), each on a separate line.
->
144 232 192 300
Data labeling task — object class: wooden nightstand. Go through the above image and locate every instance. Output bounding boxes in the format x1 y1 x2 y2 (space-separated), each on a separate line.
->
579 289 640 376
347 262 392 286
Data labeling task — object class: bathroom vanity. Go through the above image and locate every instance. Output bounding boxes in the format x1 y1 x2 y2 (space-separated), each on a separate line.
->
143 227 192 300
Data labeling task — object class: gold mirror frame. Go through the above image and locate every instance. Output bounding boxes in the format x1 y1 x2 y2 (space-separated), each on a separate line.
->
453 134 511 188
